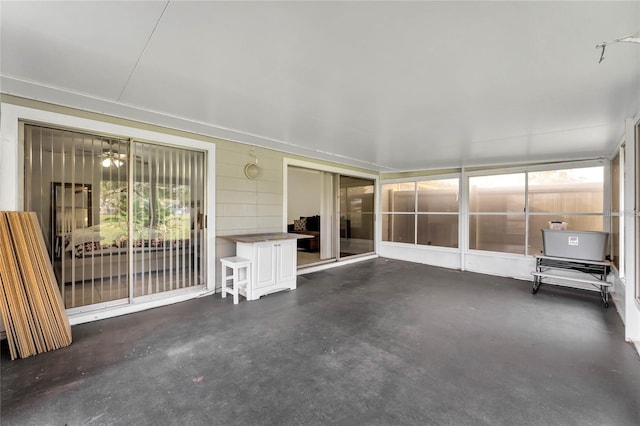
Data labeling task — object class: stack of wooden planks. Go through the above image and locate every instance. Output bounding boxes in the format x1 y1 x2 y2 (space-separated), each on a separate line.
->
0 211 72 360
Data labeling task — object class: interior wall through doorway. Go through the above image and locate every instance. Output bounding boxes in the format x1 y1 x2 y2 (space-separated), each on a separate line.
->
287 166 334 266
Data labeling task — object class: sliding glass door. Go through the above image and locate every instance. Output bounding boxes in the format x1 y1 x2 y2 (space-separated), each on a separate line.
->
339 176 375 258
287 166 376 267
23 123 206 310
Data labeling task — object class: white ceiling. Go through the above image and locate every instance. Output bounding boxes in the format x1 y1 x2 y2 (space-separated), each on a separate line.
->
1 1 639 172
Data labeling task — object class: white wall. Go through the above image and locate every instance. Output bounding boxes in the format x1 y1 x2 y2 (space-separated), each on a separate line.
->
379 243 461 270
216 143 283 235
214 143 285 284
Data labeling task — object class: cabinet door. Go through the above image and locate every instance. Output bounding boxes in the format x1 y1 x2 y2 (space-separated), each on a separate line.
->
276 239 297 283
255 242 277 289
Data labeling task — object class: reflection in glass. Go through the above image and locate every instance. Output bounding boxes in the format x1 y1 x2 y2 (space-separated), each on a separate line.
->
469 173 525 213
382 214 415 244
52 182 92 259
340 176 375 257
528 167 604 214
417 214 458 247
469 214 525 254
417 179 459 212
468 173 525 254
381 182 415 213
131 142 205 297
610 151 622 271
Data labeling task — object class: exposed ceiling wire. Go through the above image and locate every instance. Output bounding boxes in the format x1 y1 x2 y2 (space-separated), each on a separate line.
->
117 1 171 100
596 32 640 63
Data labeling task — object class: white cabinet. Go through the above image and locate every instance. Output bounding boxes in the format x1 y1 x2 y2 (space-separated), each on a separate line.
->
236 238 297 300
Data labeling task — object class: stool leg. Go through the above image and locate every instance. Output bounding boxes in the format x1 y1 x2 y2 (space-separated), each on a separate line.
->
221 264 227 298
233 269 239 304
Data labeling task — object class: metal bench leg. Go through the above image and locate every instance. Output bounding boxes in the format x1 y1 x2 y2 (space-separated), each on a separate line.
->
532 275 541 294
600 285 609 308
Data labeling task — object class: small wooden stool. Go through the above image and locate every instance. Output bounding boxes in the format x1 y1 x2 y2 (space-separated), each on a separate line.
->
220 256 252 304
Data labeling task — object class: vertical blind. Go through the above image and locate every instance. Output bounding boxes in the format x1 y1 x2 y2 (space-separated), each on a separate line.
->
23 123 206 310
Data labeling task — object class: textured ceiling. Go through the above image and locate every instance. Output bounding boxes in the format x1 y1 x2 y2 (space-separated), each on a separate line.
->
1 1 639 171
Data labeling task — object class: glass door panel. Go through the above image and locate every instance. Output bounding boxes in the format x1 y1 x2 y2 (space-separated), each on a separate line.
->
339 176 375 258
24 124 130 308
131 142 205 297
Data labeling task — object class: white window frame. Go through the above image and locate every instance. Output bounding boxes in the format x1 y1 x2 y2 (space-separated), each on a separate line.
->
463 159 608 258
381 173 461 251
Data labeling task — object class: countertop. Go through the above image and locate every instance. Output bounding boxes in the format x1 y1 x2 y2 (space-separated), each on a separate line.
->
220 232 312 243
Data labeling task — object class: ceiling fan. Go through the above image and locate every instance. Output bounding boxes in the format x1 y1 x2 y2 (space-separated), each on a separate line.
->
98 148 127 168
96 143 147 168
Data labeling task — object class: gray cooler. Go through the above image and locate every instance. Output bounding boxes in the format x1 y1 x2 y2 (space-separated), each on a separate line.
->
541 229 609 261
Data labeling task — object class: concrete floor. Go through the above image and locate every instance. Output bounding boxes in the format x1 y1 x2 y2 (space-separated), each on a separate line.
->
2 258 639 425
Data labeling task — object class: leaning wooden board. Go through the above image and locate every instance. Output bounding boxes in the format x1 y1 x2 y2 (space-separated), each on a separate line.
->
0 212 72 359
